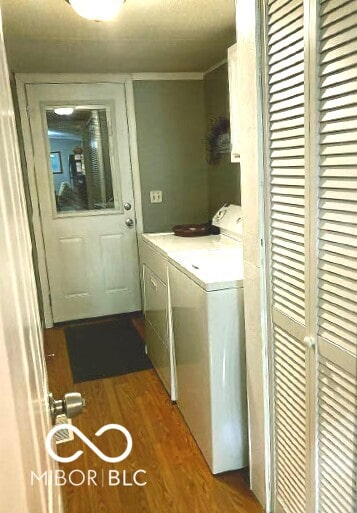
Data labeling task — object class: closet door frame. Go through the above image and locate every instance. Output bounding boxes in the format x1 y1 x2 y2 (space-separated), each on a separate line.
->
260 6 277 513
303 1 319 512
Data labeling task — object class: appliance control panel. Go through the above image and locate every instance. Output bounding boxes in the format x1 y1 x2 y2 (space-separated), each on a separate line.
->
212 204 243 239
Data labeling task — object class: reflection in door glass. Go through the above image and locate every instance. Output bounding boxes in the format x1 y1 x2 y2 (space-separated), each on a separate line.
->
46 107 115 212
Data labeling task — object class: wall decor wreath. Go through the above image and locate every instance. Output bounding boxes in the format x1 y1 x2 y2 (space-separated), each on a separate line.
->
205 116 231 165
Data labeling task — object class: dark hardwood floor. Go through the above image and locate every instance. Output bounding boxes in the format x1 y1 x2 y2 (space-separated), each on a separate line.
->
44 318 263 513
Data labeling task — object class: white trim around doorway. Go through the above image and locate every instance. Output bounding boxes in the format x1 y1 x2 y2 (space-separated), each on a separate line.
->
15 73 144 328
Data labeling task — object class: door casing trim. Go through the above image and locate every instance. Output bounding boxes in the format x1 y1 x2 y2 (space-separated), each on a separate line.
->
16 73 144 328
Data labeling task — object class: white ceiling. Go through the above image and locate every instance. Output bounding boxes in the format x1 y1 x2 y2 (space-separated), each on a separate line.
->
1 0 236 73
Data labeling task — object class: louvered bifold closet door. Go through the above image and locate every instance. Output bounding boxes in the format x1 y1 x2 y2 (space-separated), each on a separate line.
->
264 1 310 513
316 1 357 512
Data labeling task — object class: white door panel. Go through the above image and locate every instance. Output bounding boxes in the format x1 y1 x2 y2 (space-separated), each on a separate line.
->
316 3 357 510
26 82 141 322
46 215 139 321
0 7 61 512
262 1 357 512
262 1 311 511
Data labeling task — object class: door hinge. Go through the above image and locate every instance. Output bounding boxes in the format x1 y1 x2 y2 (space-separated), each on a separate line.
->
49 293 52 308
26 105 30 119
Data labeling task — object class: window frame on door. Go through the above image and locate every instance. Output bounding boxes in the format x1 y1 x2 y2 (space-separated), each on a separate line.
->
43 101 122 217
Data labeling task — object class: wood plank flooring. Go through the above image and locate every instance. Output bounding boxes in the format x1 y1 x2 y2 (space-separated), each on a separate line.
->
44 320 263 513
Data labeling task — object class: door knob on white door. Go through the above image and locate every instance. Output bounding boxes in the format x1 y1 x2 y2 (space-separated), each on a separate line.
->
49 392 86 423
303 336 315 349
125 218 134 227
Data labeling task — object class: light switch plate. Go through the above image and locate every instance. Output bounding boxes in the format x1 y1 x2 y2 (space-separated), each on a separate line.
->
150 190 162 203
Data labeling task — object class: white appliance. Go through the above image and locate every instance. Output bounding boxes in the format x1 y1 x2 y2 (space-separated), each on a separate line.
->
167 216 248 474
139 204 243 401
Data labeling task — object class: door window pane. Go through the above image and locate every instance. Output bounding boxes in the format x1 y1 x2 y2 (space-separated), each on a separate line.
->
46 106 115 213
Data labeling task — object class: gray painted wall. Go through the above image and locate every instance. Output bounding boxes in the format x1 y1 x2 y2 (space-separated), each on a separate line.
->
133 80 209 233
204 63 241 217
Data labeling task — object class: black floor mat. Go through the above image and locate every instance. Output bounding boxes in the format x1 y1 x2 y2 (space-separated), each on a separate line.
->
65 316 152 383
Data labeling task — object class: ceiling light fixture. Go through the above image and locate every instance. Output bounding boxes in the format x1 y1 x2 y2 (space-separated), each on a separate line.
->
54 107 74 116
66 0 125 22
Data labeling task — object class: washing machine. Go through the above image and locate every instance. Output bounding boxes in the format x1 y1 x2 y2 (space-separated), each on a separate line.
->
168 247 248 474
139 204 243 401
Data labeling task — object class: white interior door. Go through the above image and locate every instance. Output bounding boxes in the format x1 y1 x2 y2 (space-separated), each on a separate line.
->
262 1 357 513
26 82 141 323
315 2 357 511
262 1 312 512
0 9 61 513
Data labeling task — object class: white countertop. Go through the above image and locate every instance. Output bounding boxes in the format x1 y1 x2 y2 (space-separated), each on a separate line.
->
168 248 244 291
141 232 241 257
